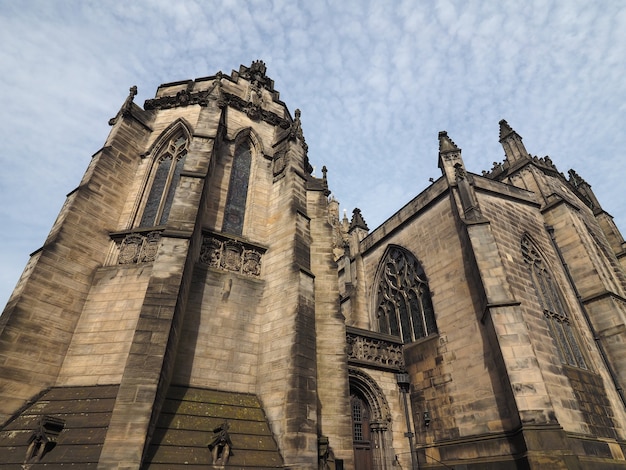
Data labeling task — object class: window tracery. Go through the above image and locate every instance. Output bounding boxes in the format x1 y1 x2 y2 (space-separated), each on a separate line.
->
222 140 252 236
376 247 437 343
139 134 188 227
522 236 586 368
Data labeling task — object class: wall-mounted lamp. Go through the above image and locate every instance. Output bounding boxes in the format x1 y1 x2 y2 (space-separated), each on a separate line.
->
423 411 431 427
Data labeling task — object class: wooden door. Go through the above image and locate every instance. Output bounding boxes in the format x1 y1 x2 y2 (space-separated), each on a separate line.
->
351 393 374 470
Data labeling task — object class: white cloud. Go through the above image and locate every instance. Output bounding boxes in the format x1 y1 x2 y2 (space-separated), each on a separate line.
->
0 0 625 308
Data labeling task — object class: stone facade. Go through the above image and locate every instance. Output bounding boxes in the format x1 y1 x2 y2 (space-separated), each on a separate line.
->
0 62 625 469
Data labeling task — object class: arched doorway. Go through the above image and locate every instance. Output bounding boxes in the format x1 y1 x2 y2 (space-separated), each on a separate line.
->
349 368 395 470
351 391 374 470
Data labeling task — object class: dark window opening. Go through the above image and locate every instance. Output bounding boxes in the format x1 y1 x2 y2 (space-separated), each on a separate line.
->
376 247 437 342
222 141 252 236
140 135 187 227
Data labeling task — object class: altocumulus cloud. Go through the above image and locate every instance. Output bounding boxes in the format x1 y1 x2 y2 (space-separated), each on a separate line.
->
0 0 624 308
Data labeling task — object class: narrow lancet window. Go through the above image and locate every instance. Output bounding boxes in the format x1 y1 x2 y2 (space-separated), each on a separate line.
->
222 141 252 236
376 247 437 343
522 236 586 368
140 135 187 227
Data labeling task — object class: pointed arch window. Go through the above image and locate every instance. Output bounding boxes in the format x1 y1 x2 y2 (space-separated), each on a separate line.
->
376 247 437 343
522 236 586 368
222 140 252 236
139 134 188 227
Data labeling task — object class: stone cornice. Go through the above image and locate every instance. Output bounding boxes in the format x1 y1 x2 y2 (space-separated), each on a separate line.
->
144 89 292 130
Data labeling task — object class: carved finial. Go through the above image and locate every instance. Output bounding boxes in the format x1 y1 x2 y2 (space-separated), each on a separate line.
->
568 169 587 187
499 119 529 163
109 85 138 125
349 208 369 232
438 131 459 154
322 165 328 181
290 109 304 141
214 72 226 108
499 119 515 140
437 130 465 183
250 60 267 76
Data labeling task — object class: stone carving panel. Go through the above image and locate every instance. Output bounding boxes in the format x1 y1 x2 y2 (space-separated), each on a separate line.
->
200 234 264 277
347 331 404 371
118 231 161 264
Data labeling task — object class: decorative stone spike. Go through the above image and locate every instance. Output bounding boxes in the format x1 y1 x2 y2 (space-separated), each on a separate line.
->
349 208 369 232
108 85 138 126
438 131 464 184
499 119 530 164
498 119 514 140
438 131 459 154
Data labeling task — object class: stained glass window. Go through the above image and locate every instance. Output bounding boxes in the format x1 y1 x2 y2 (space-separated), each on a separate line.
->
222 141 252 235
139 135 187 227
376 247 437 343
522 236 586 368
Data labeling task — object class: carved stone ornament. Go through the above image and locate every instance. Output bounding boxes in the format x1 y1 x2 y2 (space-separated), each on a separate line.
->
207 421 233 465
238 60 274 90
242 250 261 276
223 92 290 128
454 162 467 181
199 234 264 277
142 231 161 261
200 237 222 268
221 240 243 272
349 368 393 424
25 415 65 463
118 231 161 264
109 85 138 125
118 234 142 264
145 89 207 110
245 103 261 120
347 331 405 371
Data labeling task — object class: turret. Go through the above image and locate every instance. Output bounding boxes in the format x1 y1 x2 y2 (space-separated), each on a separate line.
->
499 119 530 164
437 130 463 184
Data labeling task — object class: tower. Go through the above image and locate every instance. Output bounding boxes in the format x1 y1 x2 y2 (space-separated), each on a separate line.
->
0 61 352 469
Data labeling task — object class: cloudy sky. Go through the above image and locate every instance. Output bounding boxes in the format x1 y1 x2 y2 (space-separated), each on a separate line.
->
1 0 625 308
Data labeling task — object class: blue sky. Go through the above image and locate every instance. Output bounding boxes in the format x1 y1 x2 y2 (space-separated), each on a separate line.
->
1 0 625 308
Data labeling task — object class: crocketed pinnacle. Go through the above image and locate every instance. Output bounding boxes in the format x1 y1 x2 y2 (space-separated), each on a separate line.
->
349 208 369 232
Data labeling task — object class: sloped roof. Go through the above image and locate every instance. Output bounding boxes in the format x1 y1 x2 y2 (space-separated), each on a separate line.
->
0 384 118 468
143 385 284 469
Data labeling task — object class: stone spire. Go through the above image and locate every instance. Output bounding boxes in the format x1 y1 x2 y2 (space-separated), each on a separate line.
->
349 208 369 233
568 169 601 211
438 131 465 184
499 119 530 164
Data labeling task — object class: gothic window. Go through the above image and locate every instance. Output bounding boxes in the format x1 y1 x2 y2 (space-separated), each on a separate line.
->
222 141 252 236
376 247 437 343
139 134 188 227
522 236 586 368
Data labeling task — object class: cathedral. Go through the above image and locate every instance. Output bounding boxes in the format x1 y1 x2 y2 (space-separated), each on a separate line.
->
0 61 625 469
